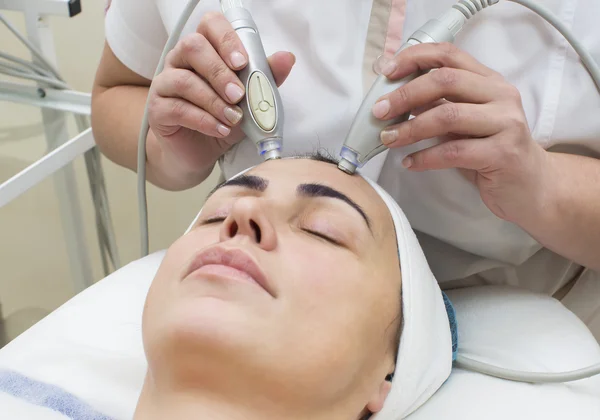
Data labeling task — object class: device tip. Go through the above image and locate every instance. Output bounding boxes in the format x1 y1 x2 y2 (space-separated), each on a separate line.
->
262 149 281 161
337 158 357 174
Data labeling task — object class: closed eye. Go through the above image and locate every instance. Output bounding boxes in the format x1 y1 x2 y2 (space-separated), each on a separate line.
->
201 216 227 225
302 229 341 246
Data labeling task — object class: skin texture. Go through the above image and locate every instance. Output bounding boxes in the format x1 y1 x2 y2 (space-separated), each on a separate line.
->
374 42 600 271
135 158 402 420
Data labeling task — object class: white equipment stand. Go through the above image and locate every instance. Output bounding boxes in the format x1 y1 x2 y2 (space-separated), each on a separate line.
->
0 0 115 292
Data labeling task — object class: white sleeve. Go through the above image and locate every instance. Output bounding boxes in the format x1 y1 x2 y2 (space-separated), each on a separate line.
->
104 0 168 80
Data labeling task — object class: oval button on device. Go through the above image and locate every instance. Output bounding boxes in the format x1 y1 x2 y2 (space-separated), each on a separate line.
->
248 71 276 131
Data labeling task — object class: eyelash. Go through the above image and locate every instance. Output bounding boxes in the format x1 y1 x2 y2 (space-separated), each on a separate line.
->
201 217 341 246
202 216 227 225
302 229 341 246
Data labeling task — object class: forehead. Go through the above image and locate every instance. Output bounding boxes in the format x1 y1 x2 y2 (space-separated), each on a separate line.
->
240 158 394 236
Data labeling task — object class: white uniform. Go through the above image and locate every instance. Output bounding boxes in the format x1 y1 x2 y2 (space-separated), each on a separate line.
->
105 0 600 339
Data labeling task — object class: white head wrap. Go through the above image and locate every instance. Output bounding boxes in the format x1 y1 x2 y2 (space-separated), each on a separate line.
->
186 163 453 419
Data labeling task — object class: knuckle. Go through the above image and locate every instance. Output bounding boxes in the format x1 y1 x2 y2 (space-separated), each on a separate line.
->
207 61 228 81
195 112 209 131
497 142 520 166
443 142 462 162
439 103 461 125
394 86 411 105
504 84 522 103
170 100 188 120
172 70 193 93
406 118 419 142
438 42 459 57
179 33 205 55
207 93 221 113
504 111 528 132
432 67 459 88
220 30 239 49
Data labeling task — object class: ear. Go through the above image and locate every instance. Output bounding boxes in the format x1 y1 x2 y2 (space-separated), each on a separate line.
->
366 374 393 413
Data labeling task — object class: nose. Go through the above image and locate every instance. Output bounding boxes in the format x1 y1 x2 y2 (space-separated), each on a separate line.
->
219 196 277 251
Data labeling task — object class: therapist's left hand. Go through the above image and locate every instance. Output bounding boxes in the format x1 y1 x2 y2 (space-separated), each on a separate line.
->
373 42 550 222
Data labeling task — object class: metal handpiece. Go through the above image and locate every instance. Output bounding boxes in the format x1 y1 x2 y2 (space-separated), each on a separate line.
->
222 2 284 160
338 7 471 174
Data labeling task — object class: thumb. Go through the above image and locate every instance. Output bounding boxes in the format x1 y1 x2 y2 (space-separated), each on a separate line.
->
267 51 296 86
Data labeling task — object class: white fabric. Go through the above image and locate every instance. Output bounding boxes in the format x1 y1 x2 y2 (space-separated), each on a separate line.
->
0 252 165 420
1 257 599 419
364 177 452 418
104 0 600 337
105 0 386 183
185 163 452 418
409 286 600 419
104 0 600 262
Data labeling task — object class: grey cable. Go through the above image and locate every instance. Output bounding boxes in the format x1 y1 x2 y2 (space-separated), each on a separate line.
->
0 59 38 76
1 13 121 274
0 13 63 81
0 51 54 77
451 0 600 384
0 65 70 89
137 0 201 257
507 0 600 91
456 355 600 384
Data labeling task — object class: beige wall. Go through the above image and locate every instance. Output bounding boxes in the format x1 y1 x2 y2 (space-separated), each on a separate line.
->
0 1 220 342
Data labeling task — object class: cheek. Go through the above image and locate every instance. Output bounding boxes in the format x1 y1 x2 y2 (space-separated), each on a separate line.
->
142 231 220 343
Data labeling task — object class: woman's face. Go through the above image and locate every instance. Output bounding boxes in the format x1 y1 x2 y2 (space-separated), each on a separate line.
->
142 158 402 416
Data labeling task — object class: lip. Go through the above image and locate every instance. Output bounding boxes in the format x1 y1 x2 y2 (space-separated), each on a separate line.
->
183 246 274 297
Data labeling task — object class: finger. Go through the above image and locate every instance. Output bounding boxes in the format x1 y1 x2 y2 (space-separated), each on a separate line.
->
154 69 243 127
267 51 296 86
402 137 494 172
198 11 248 70
411 99 447 116
150 97 231 139
373 68 505 120
381 103 503 147
166 33 245 105
382 42 501 80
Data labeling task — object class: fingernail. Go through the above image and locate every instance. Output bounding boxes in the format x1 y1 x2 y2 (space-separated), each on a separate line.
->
230 51 247 69
224 107 243 125
381 60 397 76
381 129 397 145
402 156 413 168
290 52 296 65
225 83 244 103
217 124 231 137
372 100 390 119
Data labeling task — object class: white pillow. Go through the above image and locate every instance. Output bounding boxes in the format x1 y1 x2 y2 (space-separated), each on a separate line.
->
0 254 598 419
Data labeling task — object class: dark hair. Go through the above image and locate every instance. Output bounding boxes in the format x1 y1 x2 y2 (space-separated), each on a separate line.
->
295 149 341 166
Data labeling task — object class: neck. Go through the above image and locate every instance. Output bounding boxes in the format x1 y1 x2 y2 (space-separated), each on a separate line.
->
133 372 354 420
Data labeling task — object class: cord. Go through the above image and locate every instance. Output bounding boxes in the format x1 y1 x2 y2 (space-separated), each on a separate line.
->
0 51 54 78
446 0 600 384
0 13 63 81
0 13 121 275
453 0 600 91
456 355 600 384
137 0 201 257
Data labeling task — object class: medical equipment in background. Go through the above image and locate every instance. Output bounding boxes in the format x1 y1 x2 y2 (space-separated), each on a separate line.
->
0 0 121 286
135 0 600 385
136 0 284 257
338 0 600 174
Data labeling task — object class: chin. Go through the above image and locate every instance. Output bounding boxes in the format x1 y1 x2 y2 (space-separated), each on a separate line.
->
156 297 261 356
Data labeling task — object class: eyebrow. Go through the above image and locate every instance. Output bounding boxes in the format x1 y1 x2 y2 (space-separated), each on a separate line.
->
208 175 372 230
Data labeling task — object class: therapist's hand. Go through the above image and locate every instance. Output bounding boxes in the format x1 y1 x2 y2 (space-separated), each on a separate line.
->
148 12 295 176
373 42 550 223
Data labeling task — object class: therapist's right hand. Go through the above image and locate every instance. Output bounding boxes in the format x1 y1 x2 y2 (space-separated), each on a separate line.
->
147 12 295 174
